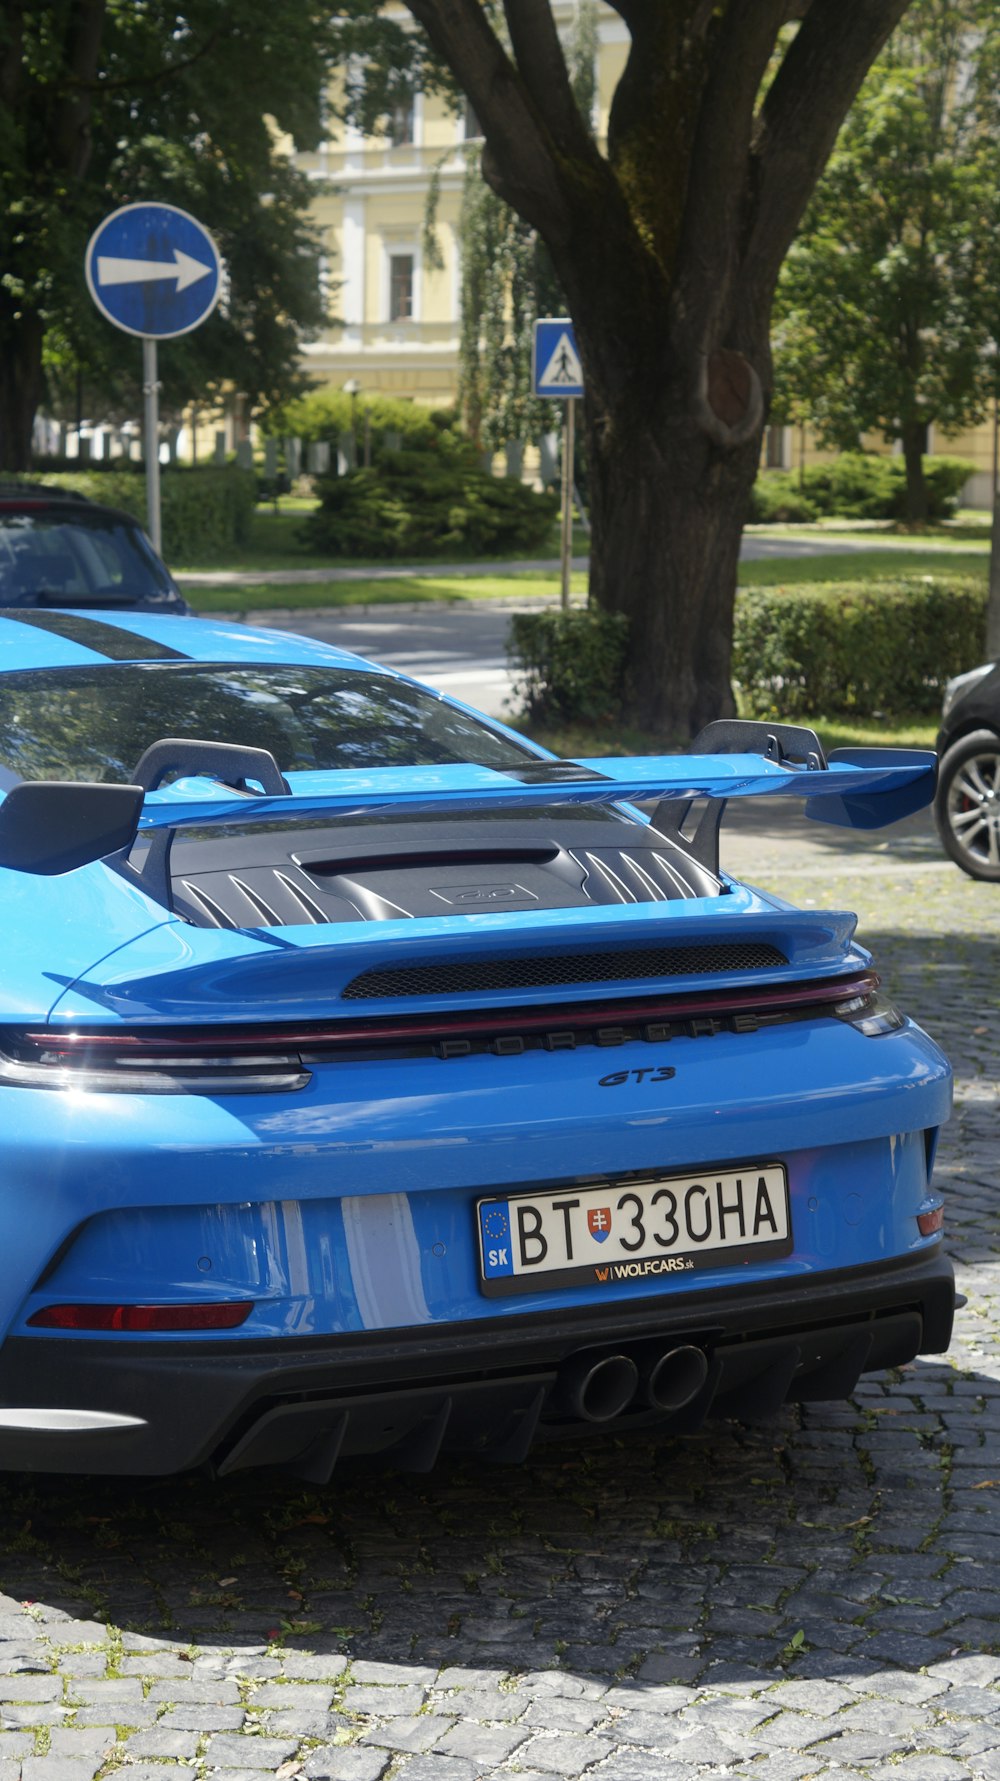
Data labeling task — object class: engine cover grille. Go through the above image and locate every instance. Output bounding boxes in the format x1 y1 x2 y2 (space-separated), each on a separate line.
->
341 941 788 1000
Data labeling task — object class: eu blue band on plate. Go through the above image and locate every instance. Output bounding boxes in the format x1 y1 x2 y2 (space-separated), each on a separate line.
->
479 1202 514 1277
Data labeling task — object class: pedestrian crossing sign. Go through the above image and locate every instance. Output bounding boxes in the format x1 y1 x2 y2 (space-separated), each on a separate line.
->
533 318 584 398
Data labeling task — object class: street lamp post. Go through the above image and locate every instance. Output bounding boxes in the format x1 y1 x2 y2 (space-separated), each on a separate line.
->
343 378 361 469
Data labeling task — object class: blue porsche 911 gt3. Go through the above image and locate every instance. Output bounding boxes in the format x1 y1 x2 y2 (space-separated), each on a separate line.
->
0 607 953 1477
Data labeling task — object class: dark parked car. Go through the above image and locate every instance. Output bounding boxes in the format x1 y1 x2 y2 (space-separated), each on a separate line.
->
934 658 1000 880
0 483 190 613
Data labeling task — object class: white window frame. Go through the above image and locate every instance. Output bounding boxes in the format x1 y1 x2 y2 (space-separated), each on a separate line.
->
389 96 415 148
386 90 422 153
459 97 482 144
384 240 420 324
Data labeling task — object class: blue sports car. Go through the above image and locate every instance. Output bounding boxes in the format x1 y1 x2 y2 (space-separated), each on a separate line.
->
0 608 953 1476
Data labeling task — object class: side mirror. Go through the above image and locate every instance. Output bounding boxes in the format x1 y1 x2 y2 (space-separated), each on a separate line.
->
0 781 144 875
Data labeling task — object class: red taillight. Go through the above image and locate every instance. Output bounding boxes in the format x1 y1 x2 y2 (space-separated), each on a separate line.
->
917 1207 944 1237
27 1302 253 1332
0 1030 308 1095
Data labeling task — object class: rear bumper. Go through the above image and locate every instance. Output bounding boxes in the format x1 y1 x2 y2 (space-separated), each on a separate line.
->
0 1246 955 1476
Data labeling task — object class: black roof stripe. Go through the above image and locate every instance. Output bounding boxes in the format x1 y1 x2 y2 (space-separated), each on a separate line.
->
0 610 191 661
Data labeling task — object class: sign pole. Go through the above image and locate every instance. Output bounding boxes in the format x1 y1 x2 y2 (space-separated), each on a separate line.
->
532 319 583 611
142 336 162 554
86 203 223 562
560 397 575 612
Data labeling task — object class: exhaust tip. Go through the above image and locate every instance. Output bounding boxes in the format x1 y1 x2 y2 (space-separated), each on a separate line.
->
561 1352 639 1423
644 1344 709 1413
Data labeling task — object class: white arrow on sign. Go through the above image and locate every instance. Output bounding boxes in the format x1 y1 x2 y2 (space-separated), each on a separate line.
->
96 248 213 293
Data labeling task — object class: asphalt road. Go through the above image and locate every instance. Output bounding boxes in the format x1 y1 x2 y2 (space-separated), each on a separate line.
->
0 818 998 1781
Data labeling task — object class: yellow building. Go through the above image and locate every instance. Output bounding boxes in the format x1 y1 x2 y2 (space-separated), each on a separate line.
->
295 88 469 408
293 3 628 410
295 10 995 507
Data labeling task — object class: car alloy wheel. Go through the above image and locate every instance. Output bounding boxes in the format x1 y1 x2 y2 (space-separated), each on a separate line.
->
934 728 1000 881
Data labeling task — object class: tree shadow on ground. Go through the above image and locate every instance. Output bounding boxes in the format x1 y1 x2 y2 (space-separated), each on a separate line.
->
0 1339 992 1706
0 904 995 1716
721 801 944 864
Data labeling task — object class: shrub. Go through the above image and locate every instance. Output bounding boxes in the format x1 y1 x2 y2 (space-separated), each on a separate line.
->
267 389 465 461
733 576 987 718
801 453 902 519
747 476 819 523
306 447 558 558
507 609 630 725
750 453 973 523
23 467 254 563
896 456 973 520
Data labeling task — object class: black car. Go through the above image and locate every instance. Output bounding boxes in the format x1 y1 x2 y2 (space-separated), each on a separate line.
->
934 658 1000 879
0 483 190 613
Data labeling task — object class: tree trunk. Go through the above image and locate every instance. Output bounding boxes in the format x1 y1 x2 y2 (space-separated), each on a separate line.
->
584 397 761 738
901 421 929 526
0 300 44 473
571 288 765 739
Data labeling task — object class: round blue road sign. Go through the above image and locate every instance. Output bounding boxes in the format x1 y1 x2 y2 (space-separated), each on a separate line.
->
85 202 222 340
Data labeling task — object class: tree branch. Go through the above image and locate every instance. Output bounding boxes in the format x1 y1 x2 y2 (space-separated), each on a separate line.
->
403 0 574 241
602 0 655 33
501 0 588 157
746 0 914 305
0 1 24 112
669 0 790 348
51 0 107 180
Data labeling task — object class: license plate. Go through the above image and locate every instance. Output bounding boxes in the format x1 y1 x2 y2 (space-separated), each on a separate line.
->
477 1163 791 1297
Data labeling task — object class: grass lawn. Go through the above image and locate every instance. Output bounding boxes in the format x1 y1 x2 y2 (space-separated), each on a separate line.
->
746 511 991 544
184 547 983 612
739 546 986 587
186 571 589 614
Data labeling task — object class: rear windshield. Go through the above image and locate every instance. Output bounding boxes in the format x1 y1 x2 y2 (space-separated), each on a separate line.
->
0 662 536 785
0 509 176 606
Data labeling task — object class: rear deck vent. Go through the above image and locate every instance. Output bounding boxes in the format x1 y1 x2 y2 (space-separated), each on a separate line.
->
342 941 788 1001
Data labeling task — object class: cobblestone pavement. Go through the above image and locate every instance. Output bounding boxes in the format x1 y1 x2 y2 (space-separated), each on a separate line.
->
0 813 998 1781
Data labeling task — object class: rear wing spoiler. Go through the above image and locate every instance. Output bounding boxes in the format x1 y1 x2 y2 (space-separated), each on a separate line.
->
0 722 935 877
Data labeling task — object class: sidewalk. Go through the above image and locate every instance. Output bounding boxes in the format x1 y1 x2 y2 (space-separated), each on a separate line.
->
175 555 591 588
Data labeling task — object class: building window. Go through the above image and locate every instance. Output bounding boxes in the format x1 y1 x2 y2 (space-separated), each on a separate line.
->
463 99 482 141
390 99 414 146
389 253 414 322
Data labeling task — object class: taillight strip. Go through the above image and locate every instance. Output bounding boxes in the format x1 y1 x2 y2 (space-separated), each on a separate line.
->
22 972 878 1058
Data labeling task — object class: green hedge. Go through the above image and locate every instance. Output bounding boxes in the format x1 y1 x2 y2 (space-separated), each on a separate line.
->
750 453 973 523
307 448 558 558
733 576 987 718
24 467 255 563
507 609 630 724
508 578 987 727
